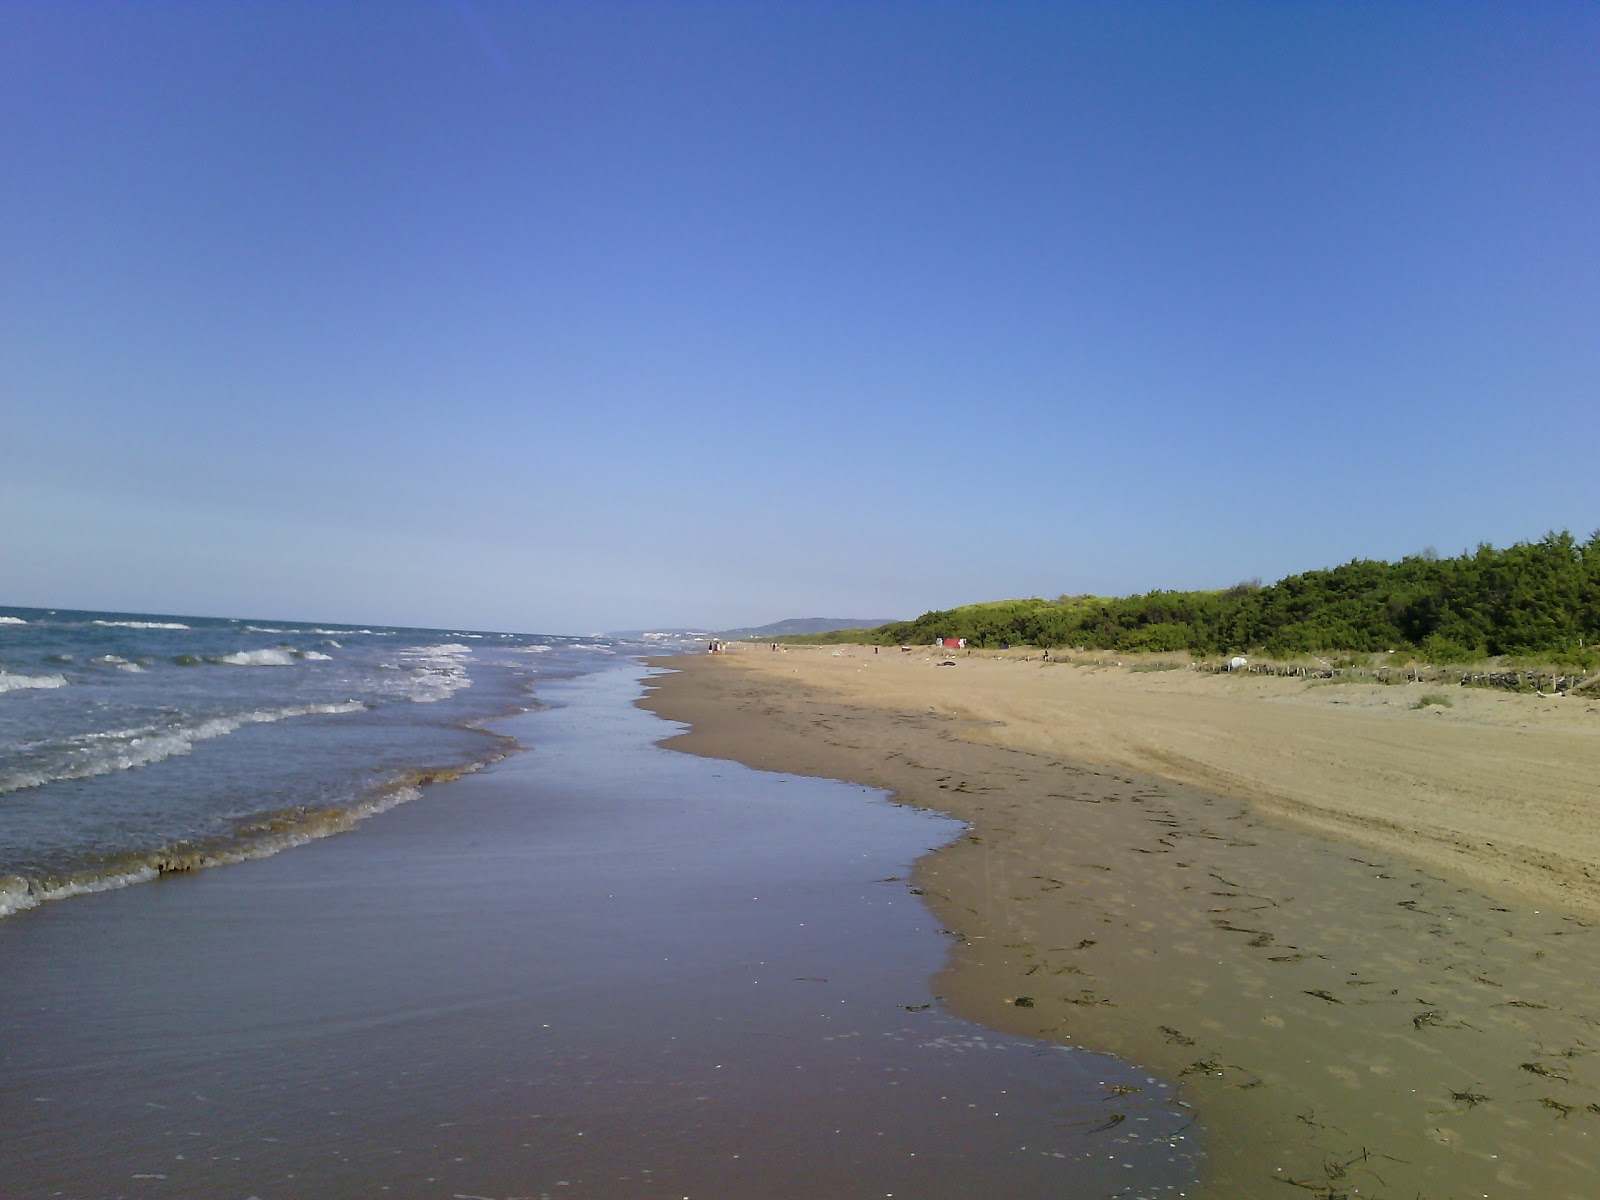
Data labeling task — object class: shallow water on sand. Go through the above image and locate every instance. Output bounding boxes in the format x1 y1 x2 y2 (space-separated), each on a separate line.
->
0 663 1199 1199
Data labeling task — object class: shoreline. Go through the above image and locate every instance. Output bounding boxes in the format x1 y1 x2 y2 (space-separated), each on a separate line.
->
0 722 523 922
641 646 1600 1199
1 661 1200 1199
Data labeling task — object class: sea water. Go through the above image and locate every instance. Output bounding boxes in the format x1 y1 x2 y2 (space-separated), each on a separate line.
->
0 604 647 916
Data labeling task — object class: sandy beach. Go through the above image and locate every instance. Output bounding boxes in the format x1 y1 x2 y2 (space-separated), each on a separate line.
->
643 645 1600 1200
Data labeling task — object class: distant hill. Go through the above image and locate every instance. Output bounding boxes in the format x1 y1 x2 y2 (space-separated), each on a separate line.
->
716 616 899 640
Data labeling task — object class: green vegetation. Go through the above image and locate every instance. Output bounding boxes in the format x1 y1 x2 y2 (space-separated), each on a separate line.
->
1412 693 1454 710
791 531 1600 667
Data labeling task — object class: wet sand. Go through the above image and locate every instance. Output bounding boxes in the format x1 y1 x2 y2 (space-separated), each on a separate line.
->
642 646 1600 1200
1 663 1198 1199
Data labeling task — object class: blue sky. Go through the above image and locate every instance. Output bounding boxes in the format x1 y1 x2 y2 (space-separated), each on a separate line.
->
4 1 1595 634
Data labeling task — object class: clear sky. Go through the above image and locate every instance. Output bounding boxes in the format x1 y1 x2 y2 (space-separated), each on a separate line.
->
4 1 1596 634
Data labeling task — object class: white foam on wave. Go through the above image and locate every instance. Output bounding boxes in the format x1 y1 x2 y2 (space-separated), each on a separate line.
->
92 655 148 673
223 784 424 857
246 625 358 637
216 649 298 666
0 867 161 918
385 642 473 703
0 780 428 920
92 620 191 630
0 672 69 694
0 616 28 625
0 701 367 796
215 647 330 666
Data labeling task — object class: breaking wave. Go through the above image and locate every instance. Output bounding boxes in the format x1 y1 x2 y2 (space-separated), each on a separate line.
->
214 648 333 666
91 655 147 673
216 648 299 667
0 792 420 919
0 757 501 919
0 616 28 626
0 672 68 694
0 608 612 924
386 643 473 703
0 701 368 796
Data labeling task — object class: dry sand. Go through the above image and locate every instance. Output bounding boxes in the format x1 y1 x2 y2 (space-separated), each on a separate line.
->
642 645 1600 1200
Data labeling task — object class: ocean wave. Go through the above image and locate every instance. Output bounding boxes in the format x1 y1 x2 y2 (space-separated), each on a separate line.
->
92 620 191 630
385 643 473 703
0 791 416 919
0 867 160 919
0 759 499 919
216 648 299 666
0 616 28 625
91 654 147 672
244 625 356 637
416 643 470 659
0 672 69 694
0 701 367 796
214 647 331 666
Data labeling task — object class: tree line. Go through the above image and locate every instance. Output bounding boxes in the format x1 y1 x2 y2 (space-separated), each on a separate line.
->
805 531 1600 666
